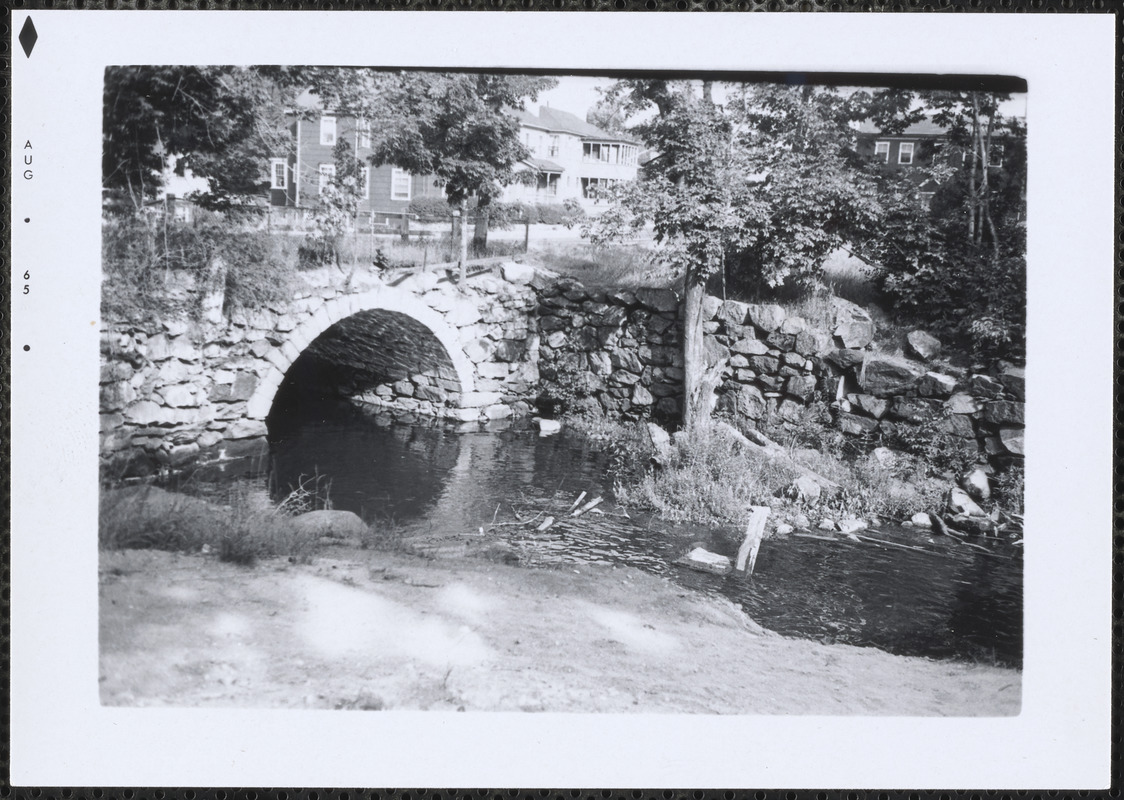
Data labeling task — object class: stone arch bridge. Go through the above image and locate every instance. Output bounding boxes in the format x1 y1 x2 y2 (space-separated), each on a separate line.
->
100 264 544 472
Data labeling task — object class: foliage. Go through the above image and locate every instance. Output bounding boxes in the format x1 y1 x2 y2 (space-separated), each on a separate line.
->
102 66 292 211
859 92 1027 362
306 139 368 269
368 72 557 209
99 485 320 565
102 212 297 321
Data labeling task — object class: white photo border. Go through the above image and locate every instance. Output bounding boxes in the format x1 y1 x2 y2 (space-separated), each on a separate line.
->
8 10 1115 789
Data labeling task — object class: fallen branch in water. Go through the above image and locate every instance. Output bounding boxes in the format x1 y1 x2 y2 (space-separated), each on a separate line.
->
570 496 604 518
535 516 556 532
565 491 587 515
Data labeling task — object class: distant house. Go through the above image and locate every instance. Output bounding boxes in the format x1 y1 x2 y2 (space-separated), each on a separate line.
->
269 112 445 224
856 117 1014 203
504 106 642 210
270 104 641 220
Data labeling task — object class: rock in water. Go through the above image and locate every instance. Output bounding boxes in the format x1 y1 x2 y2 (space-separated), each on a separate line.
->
534 417 562 436
946 487 987 518
838 517 868 534
676 547 733 576
910 512 933 528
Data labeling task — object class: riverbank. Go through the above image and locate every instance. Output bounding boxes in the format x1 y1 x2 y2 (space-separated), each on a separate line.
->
99 544 1020 715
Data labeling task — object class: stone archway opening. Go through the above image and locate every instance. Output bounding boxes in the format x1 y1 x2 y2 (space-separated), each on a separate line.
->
266 308 467 435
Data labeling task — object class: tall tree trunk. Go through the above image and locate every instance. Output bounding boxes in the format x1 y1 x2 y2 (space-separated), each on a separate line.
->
458 197 469 283
967 94 980 244
682 275 709 434
473 205 489 255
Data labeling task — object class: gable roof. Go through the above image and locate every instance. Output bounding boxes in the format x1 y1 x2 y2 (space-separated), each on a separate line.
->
516 105 639 144
856 118 950 137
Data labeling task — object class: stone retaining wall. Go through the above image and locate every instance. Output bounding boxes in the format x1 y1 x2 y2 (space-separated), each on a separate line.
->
534 279 1025 463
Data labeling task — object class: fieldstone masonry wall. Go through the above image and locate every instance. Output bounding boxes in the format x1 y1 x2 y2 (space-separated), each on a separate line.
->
100 266 541 474
100 263 1025 475
534 279 1025 463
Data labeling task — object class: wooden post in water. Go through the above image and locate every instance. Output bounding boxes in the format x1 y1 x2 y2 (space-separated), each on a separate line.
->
736 506 771 574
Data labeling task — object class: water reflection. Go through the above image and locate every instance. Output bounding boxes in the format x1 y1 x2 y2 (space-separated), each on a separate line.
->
268 406 1022 667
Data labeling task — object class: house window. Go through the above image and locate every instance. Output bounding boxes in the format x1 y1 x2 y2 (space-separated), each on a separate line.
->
358 119 371 149
320 116 337 146
270 158 287 190
318 163 335 195
548 135 559 158
361 166 370 200
898 142 915 165
874 141 890 163
391 168 411 201
988 144 1005 168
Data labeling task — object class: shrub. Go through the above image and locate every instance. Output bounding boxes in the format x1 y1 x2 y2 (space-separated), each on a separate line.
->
102 211 299 321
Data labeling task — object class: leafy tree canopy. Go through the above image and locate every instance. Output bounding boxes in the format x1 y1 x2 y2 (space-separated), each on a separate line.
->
367 72 557 207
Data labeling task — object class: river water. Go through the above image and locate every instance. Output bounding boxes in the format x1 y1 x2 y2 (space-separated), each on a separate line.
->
265 404 1022 668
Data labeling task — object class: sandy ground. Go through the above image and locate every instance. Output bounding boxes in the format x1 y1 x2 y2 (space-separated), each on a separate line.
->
99 546 1020 715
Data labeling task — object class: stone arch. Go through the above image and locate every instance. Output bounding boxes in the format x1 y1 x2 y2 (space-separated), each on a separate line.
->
245 287 476 421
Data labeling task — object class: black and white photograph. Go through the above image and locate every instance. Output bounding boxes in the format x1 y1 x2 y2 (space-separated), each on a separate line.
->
8 11 1114 789
95 66 1028 715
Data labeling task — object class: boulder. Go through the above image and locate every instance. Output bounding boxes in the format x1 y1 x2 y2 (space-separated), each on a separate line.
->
960 468 992 501
631 384 654 406
968 374 1005 399
794 329 831 357
918 371 958 398
501 261 536 285
778 316 807 335
981 401 1025 426
859 355 923 397
716 384 766 420
999 426 1025 456
730 337 770 356
290 509 369 540
999 365 1026 401
946 487 987 518
910 512 933 528
784 374 817 402
838 413 879 436
905 330 942 361
717 300 750 330
746 303 787 333
635 287 679 314
825 348 866 371
224 418 267 440
871 447 897 467
945 392 982 415
792 475 822 503
838 517 868 534
158 384 197 409
834 318 875 349
888 396 943 424
701 295 723 321
852 394 889 419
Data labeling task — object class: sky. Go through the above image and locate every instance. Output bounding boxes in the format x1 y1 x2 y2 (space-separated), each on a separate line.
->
533 75 1027 122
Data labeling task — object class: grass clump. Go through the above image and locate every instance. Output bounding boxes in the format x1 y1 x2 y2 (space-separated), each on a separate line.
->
99 484 320 567
529 242 674 290
614 426 800 528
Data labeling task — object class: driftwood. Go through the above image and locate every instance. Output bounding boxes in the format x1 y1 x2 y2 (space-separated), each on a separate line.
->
570 496 604 518
736 506 771 574
535 516 556 532
565 491 587 515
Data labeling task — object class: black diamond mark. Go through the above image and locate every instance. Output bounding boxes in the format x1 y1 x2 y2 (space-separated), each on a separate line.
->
19 17 38 58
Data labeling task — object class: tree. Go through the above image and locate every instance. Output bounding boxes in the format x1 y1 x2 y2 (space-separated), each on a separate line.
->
102 66 291 212
589 81 888 432
367 72 556 281
858 90 1027 360
308 139 367 271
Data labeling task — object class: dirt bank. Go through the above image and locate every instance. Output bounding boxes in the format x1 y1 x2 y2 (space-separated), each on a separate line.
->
99 547 1020 715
